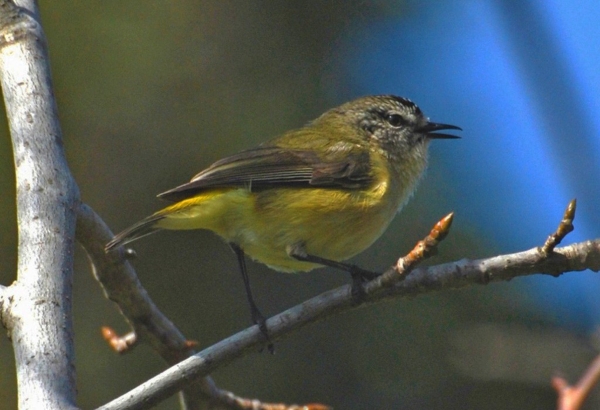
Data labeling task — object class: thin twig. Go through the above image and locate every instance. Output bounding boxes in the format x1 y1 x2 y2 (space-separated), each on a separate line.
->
553 354 600 410
374 212 453 288
543 199 576 254
101 327 138 354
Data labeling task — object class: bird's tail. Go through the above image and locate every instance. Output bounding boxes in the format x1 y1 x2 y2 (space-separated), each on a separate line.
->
105 214 166 252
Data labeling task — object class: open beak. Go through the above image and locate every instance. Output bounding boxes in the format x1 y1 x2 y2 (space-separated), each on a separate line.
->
417 122 462 139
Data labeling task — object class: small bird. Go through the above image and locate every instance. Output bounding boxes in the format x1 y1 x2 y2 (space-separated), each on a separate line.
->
106 95 460 337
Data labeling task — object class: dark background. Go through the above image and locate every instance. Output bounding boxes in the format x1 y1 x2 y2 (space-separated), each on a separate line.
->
0 1 599 409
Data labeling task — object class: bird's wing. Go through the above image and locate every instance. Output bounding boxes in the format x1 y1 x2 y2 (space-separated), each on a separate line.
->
157 146 373 202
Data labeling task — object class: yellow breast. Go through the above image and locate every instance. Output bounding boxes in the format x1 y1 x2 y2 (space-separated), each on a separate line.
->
155 151 413 273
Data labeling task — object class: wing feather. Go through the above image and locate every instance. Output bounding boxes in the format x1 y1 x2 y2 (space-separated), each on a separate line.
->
158 146 372 202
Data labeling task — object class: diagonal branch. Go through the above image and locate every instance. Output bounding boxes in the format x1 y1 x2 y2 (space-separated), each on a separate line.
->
92 199 600 410
76 204 220 409
78 203 327 410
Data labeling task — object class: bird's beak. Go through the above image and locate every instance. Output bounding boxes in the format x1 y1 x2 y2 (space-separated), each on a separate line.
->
417 122 462 139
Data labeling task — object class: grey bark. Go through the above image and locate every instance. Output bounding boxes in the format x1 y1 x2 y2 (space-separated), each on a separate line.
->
97 239 600 410
0 1 79 409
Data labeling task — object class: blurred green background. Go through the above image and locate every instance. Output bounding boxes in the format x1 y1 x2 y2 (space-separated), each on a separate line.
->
0 1 598 409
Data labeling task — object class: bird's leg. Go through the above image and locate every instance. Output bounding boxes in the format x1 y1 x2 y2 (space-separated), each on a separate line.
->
287 243 379 300
229 243 273 352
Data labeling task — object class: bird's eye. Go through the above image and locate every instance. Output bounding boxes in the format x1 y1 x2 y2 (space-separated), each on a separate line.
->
385 113 405 127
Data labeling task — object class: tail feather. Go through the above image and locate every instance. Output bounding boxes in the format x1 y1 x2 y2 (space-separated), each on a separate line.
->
105 214 166 252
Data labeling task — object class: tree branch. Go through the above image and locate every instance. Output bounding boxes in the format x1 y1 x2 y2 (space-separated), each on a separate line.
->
94 206 600 410
2 1 593 409
76 204 222 409
0 1 79 409
543 199 576 254
78 204 326 410
553 353 600 410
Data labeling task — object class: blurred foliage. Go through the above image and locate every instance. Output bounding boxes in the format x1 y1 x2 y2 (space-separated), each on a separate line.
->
0 1 596 409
